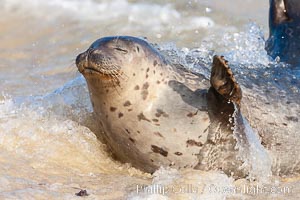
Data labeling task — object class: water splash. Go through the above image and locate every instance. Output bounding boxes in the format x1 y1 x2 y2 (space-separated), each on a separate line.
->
158 42 213 79
220 23 271 66
232 105 272 182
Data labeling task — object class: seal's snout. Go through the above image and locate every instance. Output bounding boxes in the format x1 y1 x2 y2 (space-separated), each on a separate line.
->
76 47 121 76
88 51 107 65
76 51 88 73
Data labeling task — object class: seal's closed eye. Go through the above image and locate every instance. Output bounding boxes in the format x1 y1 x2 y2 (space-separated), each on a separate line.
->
114 47 128 54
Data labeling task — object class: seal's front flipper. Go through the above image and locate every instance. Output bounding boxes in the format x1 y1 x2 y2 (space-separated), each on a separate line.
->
210 55 242 106
199 55 270 179
195 55 247 178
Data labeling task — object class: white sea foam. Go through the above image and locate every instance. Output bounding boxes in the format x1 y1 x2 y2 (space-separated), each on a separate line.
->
0 75 151 199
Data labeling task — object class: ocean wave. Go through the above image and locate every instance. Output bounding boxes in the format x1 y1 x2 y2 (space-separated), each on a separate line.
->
3 0 214 32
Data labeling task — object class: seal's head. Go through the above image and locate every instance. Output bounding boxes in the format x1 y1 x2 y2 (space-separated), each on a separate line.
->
76 36 166 94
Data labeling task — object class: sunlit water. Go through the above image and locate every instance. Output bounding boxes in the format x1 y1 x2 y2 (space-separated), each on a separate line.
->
1 0 300 199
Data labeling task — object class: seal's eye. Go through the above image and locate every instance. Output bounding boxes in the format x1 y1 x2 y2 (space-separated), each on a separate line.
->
114 47 128 54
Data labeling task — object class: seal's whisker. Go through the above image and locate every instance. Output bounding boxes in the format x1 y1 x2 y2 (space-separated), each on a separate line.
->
108 64 128 81
111 74 121 86
113 65 128 80
109 74 122 96
63 60 79 79
112 72 127 84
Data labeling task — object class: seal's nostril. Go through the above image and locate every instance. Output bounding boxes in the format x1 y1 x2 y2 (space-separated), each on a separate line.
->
75 54 82 66
76 51 90 67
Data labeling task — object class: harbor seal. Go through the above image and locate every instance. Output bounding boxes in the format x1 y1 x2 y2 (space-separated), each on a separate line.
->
266 0 300 67
76 36 255 177
75 0 300 178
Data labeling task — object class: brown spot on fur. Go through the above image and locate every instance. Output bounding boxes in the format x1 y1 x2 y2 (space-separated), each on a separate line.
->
151 159 154 162
123 101 132 107
155 109 169 118
141 82 149 100
187 113 194 117
146 68 150 73
137 112 151 122
118 112 124 118
156 81 161 84
134 85 140 90
151 145 168 157
174 152 183 156
160 73 163 76
153 132 164 138
187 110 198 118
137 131 140 134
106 89 109 93
153 70 156 74
152 119 159 122
173 128 177 132
186 139 203 147
133 73 136 76
142 82 149 90
153 60 158 66
125 129 130 134
146 74 149 79
110 107 117 112
128 108 133 112
141 90 149 100
129 137 135 143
